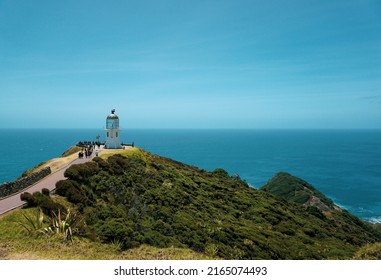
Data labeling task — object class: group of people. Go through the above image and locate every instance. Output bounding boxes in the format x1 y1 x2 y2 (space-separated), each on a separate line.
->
77 141 100 159
78 141 101 149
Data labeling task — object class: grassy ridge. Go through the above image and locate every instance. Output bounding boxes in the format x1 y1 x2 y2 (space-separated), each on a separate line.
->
2 148 380 259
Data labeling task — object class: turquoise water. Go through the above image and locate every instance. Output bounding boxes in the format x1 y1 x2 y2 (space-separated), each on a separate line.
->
0 129 380 222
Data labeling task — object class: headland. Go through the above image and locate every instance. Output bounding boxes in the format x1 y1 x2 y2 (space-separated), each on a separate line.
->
0 146 380 260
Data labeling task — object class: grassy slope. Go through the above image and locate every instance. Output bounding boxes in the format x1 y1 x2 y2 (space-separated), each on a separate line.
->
1 148 380 259
0 207 212 260
21 146 81 177
61 146 82 158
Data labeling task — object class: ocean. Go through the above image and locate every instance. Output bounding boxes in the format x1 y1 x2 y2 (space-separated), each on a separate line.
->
0 129 380 223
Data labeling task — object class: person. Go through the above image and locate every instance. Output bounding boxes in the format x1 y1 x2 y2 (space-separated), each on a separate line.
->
95 150 98 157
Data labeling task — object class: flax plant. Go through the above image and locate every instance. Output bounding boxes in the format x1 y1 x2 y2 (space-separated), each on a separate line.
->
18 208 45 234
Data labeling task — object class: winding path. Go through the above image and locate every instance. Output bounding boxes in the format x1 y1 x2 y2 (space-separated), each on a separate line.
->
0 153 96 215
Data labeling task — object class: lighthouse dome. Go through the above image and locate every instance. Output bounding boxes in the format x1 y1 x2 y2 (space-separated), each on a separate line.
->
107 109 119 119
106 109 119 129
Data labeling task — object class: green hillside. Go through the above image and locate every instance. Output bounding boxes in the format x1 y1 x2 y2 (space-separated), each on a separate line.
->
0 206 211 260
2 148 381 259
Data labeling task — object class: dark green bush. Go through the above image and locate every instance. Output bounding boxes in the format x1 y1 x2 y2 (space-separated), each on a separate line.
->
307 206 325 219
33 192 65 216
55 179 94 206
55 180 78 196
107 154 129 175
20 192 37 207
21 191 65 216
212 168 229 177
64 162 99 182
93 156 110 170
41 188 50 196
293 193 310 204
66 187 86 204
38 196 65 216
94 218 134 246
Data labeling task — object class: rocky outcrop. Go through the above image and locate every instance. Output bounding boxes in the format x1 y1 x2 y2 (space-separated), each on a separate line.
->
0 167 51 199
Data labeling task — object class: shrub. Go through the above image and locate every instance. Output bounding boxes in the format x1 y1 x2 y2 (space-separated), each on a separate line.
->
64 162 99 182
307 206 325 219
55 179 94 206
41 188 50 196
212 168 229 177
66 186 87 205
20 192 37 207
23 191 65 216
55 180 78 196
293 193 310 204
107 155 127 175
93 157 110 170
36 194 65 216
94 218 134 248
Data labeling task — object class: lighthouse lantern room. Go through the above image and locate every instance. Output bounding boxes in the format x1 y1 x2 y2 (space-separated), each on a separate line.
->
105 109 122 149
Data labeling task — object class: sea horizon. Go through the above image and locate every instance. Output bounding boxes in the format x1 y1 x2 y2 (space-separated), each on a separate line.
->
1 127 381 131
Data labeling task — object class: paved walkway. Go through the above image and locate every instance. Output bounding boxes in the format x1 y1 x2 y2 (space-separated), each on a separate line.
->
0 151 98 215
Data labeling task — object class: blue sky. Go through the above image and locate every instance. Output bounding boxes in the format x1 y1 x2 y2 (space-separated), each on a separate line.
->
0 0 380 129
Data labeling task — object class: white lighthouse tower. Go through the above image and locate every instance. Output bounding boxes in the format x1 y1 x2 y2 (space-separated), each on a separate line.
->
105 109 122 149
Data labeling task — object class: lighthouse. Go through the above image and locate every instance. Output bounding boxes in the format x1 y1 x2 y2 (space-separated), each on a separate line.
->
105 109 122 149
